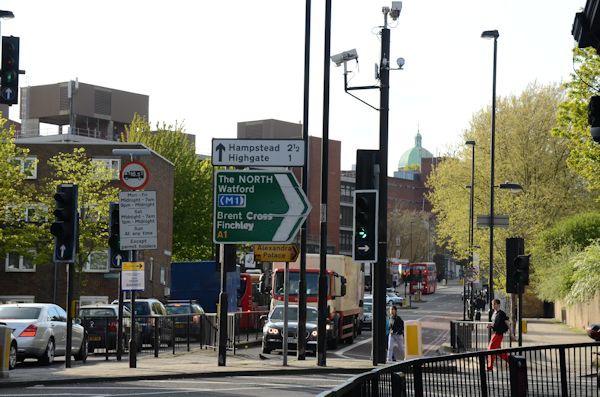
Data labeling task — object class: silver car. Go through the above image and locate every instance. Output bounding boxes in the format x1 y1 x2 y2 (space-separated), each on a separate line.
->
0 303 87 365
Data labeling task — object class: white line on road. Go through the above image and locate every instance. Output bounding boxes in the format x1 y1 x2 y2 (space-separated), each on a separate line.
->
334 336 373 358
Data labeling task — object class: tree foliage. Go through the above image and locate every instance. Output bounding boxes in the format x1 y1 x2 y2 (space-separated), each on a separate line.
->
564 240 600 304
426 83 597 292
387 209 432 263
125 114 213 261
554 47 600 194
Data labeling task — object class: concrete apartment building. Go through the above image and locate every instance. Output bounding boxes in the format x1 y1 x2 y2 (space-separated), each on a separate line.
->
0 81 175 307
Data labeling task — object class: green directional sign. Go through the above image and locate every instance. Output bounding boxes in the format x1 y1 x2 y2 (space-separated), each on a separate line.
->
213 170 311 244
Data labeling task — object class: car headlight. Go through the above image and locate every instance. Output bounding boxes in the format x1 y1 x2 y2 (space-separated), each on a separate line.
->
326 323 332 331
268 327 279 335
311 330 318 337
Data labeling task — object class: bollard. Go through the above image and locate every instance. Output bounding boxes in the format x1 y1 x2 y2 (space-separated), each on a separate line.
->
391 372 407 397
0 324 11 378
509 355 527 397
521 319 527 334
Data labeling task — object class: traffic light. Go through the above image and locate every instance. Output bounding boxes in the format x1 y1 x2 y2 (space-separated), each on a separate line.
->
515 255 530 287
353 189 378 263
108 202 126 269
506 237 525 293
0 36 19 105
50 184 78 263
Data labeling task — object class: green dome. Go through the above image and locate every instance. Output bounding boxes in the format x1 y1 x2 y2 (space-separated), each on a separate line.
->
397 132 433 171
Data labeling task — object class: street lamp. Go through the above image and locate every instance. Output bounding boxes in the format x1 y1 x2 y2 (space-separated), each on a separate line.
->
465 140 476 320
481 29 499 317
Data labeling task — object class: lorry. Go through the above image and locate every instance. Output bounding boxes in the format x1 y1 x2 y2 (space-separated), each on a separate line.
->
170 261 239 313
271 254 364 348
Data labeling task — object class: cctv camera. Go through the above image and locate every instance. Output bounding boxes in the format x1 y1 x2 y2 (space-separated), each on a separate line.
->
390 1 402 20
396 57 405 69
331 49 358 66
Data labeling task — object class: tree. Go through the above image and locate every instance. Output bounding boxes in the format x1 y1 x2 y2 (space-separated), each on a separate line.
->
387 209 432 263
0 115 45 264
426 83 597 292
554 47 600 194
41 148 119 293
125 114 213 261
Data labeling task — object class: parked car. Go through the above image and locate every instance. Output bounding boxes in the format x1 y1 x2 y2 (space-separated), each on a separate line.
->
0 304 87 365
586 324 600 341
111 298 171 346
362 301 373 330
262 305 327 355
78 304 139 353
386 291 404 306
0 321 17 370
165 301 205 341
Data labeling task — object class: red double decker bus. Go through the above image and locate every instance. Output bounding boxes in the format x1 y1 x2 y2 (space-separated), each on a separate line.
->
409 262 437 294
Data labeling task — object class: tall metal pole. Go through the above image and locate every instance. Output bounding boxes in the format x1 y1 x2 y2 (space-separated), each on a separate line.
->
283 262 289 366
65 262 74 368
317 0 332 367
374 15 390 365
469 142 475 319
488 36 498 317
129 250 137 368
298 0 312 362
218 244 230 366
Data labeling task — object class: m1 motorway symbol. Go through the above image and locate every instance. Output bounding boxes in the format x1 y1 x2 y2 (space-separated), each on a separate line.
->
213 170 311 244
211 139 305 167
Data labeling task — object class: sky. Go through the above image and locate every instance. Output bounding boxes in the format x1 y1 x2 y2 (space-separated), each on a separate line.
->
0 0 586 173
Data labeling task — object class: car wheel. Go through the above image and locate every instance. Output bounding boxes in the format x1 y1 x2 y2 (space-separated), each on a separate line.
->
261 342 272 354
39 338 55 365
9 342 17 370
74 336 88 362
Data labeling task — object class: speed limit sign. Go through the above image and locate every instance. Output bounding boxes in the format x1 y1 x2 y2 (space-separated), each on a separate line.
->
120 161 149 190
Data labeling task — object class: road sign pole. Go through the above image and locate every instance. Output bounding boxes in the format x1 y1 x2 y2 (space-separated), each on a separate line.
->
129 250 137 369
283 261 289 366
117 270 124 361
218 244 232 366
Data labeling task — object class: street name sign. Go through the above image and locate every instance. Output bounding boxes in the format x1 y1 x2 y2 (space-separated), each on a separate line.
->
211 139 305 167
120 161 149 190
213 170 311 244
476 214 509 228
121 261 144 291
254 244 300 262
119 191 158 250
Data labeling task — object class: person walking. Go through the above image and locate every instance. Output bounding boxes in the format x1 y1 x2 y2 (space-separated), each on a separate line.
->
487 298 515 370
386 305 404 363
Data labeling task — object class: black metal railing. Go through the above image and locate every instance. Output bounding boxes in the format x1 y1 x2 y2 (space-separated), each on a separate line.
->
319 342 600 397
451 320 511 352
81 311 266 359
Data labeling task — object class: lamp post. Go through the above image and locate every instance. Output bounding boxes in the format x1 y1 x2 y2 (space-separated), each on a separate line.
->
465 140 476 320
481 29 499 318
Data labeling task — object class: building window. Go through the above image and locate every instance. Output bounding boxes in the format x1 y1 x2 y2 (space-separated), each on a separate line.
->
15 156 37 179
340 230 353 253
0 295 34 304
340 183 354 203
160 266 166 285
340 206 353 228
79 296 108 306
5 252 35 272
83 251 109 273
92 158 120 180
25 204 48 223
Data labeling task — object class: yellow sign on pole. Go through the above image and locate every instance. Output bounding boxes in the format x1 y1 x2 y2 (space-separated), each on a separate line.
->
254 244 300 262
122 261 144 271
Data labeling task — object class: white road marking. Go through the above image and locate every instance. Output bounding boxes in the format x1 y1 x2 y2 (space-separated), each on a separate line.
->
334 336 373 358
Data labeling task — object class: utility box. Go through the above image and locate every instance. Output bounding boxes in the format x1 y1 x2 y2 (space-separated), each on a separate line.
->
509 355 527 397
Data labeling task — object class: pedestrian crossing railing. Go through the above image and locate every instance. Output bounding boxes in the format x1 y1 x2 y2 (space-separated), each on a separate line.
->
451 320 511 352
318 342 600 397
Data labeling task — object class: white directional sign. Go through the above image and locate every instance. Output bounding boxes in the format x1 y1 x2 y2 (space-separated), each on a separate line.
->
121 261 145 291
211 139 305 167
119 191 158 250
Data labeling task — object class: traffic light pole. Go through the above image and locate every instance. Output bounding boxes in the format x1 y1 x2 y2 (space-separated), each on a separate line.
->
117 270 124 361
129 250 137 368
65 261 74 368
317 0 332 368
297 0 312 362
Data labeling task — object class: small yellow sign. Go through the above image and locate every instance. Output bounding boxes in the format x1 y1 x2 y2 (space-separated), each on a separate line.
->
254 244 300 262
122 261 144 271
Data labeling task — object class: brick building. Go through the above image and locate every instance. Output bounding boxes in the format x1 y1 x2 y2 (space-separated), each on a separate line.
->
0 134 175 307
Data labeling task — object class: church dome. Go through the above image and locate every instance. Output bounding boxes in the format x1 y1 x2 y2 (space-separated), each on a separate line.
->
397 131 433 171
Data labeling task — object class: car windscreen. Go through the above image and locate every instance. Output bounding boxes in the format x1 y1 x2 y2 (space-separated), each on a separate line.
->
166 305 191 315
123 302 151 316
79 308 129 317
274 272 326 296
270 307 318 323
364 303 372 313
0 307 41 320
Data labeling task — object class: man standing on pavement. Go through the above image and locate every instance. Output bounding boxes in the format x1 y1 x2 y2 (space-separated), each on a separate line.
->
487 298 515 370
387 305 404 363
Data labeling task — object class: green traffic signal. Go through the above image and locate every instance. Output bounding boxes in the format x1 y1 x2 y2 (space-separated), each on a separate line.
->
358 228 367 239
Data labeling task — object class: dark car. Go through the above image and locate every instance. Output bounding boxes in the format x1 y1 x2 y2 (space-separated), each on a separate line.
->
262 305 326 355
586 324 600 341
78 304 138 353
165 301 205 341
111 299 172 347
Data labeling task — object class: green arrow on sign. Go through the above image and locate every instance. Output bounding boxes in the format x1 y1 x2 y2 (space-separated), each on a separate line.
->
213 170 311 244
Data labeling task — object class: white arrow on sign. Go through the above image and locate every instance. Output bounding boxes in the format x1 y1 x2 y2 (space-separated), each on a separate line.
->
60 244 66 258
358 245 371 253
273 174 310 242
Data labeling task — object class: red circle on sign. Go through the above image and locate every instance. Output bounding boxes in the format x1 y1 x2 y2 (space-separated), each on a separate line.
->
120 161 150 190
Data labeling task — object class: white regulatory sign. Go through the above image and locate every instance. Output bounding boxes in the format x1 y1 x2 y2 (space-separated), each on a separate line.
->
119 191 158 250
211 139 305 167
120 161 149 190
121 261 145 291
